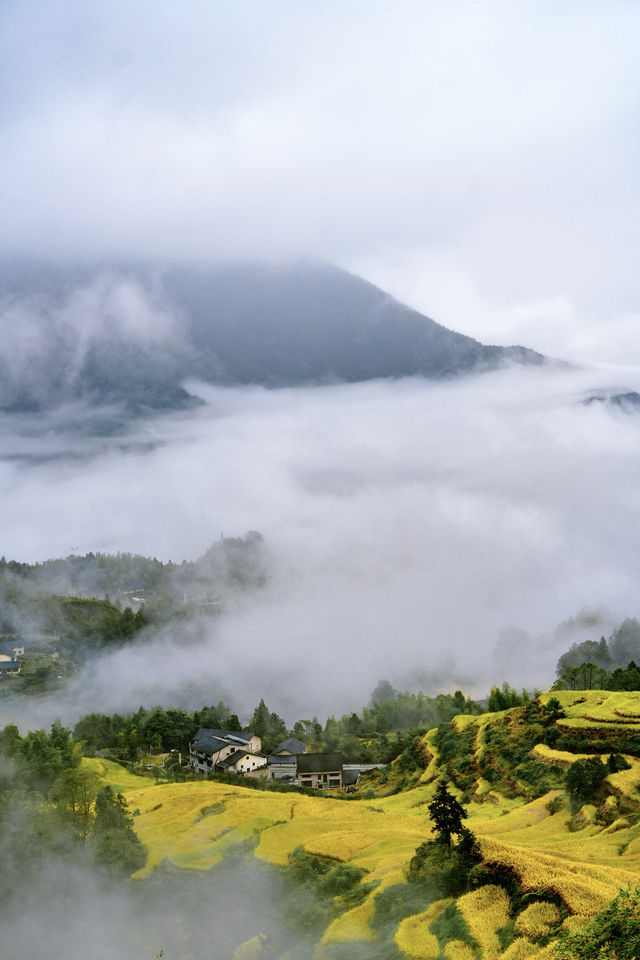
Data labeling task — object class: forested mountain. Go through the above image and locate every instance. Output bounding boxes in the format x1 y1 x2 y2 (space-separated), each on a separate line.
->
0 260 545 414
0 533 267 689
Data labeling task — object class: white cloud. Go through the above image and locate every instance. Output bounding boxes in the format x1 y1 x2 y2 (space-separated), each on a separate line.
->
3 364 640 726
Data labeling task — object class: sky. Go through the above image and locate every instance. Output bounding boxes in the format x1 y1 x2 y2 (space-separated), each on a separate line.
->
1 0 638 360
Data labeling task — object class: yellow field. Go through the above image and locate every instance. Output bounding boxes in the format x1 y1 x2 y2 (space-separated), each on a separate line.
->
106 693 640 957
82 756 158 793
394 898 450 959
321 891 378 945
417 728 440 784
513 902 560 939
444 942 476 960
501 940 538 960
539 690 640 730
457 885 511 960
528 743 590 768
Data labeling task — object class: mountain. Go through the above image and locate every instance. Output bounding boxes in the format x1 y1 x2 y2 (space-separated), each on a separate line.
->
584 389 640 412
0 259 545 414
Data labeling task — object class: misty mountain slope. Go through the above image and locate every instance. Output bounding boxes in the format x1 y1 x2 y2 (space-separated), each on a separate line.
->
0 259 545 414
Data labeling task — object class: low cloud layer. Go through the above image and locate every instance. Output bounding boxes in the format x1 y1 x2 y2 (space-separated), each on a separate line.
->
2 363 640 728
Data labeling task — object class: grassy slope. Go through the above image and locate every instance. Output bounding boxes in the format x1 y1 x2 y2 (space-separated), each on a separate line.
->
93 691 640 958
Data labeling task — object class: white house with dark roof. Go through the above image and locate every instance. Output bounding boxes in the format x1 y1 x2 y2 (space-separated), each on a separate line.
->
216 750 267 775
188 728 263 775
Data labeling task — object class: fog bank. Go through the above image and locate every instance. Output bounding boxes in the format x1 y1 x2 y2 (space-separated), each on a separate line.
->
2 364 640 725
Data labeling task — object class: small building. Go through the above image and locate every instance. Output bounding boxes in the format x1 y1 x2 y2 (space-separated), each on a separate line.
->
188 728 262 775
296 753 344 790
0 640 22 676
267 738 307 781
216 750 267 775
0 659 21 676
270 738 307 757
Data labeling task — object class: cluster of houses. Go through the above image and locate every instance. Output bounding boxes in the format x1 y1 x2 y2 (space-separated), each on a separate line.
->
188 728 381 790
0 639 24 676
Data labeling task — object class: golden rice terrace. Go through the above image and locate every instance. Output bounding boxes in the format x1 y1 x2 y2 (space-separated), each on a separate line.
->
94 690 640 959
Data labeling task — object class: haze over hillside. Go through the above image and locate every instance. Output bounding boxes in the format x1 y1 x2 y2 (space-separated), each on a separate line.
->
0 260 544 415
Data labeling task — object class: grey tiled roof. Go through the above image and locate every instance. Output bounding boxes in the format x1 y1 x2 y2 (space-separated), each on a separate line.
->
297 753 343 774
271 738 307 756
190 728 257 756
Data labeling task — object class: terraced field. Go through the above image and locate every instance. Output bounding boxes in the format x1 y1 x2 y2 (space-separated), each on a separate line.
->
92 692 640 959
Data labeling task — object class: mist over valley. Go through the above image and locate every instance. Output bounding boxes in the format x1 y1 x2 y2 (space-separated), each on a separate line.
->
1 341 639 729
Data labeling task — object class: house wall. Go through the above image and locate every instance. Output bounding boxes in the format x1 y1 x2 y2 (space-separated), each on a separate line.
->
297 770 342 790
227 753 267 774
189 742 241 772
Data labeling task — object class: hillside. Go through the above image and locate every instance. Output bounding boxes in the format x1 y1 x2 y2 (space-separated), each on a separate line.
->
0 260 545 415
89 689 640 958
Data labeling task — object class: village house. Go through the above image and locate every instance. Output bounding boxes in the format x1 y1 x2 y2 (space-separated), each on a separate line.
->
267 737 307 781
216 750 268 776
0 640 23 676
189 728 265 775
296 752 344 790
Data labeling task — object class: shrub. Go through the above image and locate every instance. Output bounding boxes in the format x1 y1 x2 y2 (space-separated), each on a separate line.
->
565 757 607 811
607 754 632 773
554 885 640 959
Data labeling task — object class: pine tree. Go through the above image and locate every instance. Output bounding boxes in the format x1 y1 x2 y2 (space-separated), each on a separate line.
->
428 780 467 846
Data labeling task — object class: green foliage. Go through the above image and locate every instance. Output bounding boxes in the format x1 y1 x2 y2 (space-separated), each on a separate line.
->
554 885 640 960
431 901 477 952
370 882 430 930
285 846 372 940
249 698 288 754
607 661 640 691
515 757 564 795
0 720 79 794
607 753 632 773
565 756 608 812
408 828 482 897
555 622 640 691
428 780 467 846
435 723 476 788
541 698 566 726
91 785 146 875
49 761 100 840
409 783 481 897
488 683 530 712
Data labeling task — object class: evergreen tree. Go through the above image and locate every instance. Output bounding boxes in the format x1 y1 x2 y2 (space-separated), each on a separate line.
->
428 780 467 847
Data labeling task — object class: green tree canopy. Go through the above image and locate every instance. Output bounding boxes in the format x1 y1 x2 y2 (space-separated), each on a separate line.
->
91 785 146 876
555 885 640 960
428 779 467 847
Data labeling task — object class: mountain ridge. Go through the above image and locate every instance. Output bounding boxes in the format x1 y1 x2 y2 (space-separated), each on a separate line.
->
0 259 546 415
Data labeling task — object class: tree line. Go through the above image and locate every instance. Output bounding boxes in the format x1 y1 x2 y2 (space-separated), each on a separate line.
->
553 619 640 691
72 686 483 766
